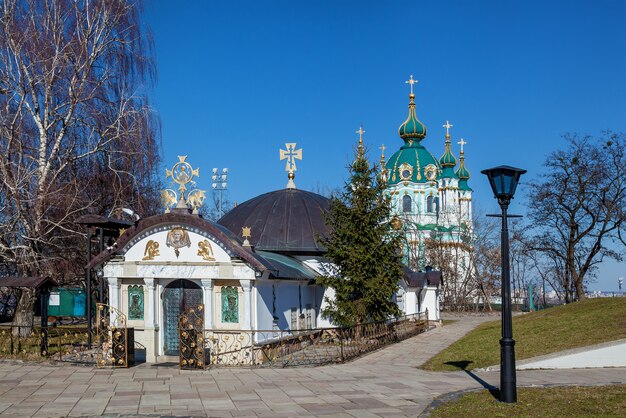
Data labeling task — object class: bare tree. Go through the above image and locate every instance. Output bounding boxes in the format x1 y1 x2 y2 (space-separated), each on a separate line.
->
527 133 626 302
0 0 160 332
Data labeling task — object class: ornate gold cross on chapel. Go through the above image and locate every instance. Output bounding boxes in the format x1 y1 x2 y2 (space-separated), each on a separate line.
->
279 143 302 189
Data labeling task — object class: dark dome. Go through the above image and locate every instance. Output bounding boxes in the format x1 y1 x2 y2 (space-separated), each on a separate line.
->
218 189 330 254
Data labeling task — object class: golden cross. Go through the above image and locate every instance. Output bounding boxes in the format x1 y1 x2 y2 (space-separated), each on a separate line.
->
443 120 453 137
405 75 418 94
379 144 386 159
458 138 467 153
279 143 303 173
165 156 200 195
356 126 365 146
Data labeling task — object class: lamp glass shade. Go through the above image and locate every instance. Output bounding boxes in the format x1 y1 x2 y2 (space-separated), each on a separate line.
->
481 165 527 200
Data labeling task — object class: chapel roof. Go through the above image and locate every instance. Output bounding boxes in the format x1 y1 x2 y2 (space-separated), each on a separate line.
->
218 188 330 255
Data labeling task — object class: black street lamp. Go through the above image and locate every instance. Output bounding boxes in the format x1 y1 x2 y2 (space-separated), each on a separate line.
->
481 165 527 403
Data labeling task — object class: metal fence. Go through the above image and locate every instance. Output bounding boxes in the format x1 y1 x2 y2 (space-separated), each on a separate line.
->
181 311 430 369
0 325 94 362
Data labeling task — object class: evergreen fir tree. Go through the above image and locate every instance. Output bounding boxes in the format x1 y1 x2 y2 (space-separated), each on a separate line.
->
318 143 404 326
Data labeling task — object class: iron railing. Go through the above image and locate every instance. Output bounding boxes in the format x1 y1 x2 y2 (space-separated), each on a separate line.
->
191 311 429 368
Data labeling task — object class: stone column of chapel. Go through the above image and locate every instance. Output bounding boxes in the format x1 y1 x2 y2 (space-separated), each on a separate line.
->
201 279 214 329
143 278 156 328
142 278 157 362
240 279 252 330
107 277 121 324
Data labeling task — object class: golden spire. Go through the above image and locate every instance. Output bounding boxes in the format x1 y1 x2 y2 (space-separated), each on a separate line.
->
356 126 365 155
379 143 386 164
443 120 453 140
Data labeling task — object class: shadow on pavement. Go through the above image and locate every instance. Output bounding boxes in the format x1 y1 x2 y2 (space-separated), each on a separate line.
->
444 360 500 400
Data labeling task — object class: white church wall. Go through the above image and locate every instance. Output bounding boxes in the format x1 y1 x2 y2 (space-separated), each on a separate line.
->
255 281 275 331
273 282 301 331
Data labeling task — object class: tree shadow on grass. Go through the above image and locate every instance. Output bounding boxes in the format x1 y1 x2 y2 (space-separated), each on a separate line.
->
444 360 500 400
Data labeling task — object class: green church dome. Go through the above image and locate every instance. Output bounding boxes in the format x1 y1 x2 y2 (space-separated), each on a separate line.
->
398 93 427 142
439 132 458 179
456 144 472 191
385 144 441 185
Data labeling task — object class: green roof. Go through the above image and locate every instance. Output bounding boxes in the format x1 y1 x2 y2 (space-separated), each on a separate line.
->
385 143 441 185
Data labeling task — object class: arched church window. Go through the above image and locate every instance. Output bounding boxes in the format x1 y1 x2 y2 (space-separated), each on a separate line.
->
427 195 434 213
402 195 412 212
221 286 239 323
128 285 144 320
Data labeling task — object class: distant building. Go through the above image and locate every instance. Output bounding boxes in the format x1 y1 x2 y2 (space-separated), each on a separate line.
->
383 81 473 306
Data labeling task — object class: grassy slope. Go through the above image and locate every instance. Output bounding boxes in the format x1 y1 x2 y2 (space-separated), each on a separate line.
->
421 298 626 371
430 385 626 418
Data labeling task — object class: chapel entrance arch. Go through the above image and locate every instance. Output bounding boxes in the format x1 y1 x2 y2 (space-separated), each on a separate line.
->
162 279 202 355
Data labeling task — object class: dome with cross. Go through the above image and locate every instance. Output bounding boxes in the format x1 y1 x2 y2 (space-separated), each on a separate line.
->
385 79 441 186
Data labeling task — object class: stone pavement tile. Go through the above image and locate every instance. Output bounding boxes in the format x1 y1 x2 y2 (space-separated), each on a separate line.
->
139 393 171 407
267 403 309 414
103 404 139 415
2 404 41 417
201 398 236 410
227 390 261 401
0 403 11 414
233 399 271 411
51 395 80 405
346 409 384 418
33 405 74 417
203 410 233 417
171 391 201 400
171 398 203 408
107 396 141 406
68 399 108 416
137 405 156 414
300 403 348 414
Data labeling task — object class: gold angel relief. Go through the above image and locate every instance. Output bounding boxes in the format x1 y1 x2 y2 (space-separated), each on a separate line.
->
198 239 215 261
142 240 160 260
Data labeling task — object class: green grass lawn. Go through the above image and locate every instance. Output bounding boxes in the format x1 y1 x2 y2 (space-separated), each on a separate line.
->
422 298 626 371
429 385 626 417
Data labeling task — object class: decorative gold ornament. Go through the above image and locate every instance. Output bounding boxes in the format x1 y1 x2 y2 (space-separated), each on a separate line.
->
241 226 252 246
425 164 438 181
161 156 206 212
390 215 403 231
160 189 177 211
142 240 160 261
198 239 215 261
166 227 191 258
398 162 413 181
187 189 206 211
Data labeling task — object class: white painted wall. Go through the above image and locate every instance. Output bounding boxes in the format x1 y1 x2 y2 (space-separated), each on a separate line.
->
517 340 626 370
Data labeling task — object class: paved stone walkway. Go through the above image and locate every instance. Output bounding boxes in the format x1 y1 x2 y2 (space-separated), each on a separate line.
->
0 315 625 417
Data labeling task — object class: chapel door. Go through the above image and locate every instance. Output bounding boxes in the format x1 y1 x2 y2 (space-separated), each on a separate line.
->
163 279 202 355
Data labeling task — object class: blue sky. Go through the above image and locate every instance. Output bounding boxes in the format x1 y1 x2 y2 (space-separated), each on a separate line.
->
143 1 626 291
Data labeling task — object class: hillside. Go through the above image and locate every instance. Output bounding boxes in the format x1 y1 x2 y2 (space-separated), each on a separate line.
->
421 298 626 371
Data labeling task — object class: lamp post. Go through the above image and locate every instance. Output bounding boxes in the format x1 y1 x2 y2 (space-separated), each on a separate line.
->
212 168 228 218
481 165 527 403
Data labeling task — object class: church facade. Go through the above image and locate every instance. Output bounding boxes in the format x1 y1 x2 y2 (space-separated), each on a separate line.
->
383 79 473 306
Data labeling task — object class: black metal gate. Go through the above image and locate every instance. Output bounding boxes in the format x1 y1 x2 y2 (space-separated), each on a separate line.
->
178 304 205 369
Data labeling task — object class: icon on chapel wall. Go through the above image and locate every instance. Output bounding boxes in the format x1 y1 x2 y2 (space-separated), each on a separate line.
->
142 240 160 261
197 240 215 261
166 226 191 258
